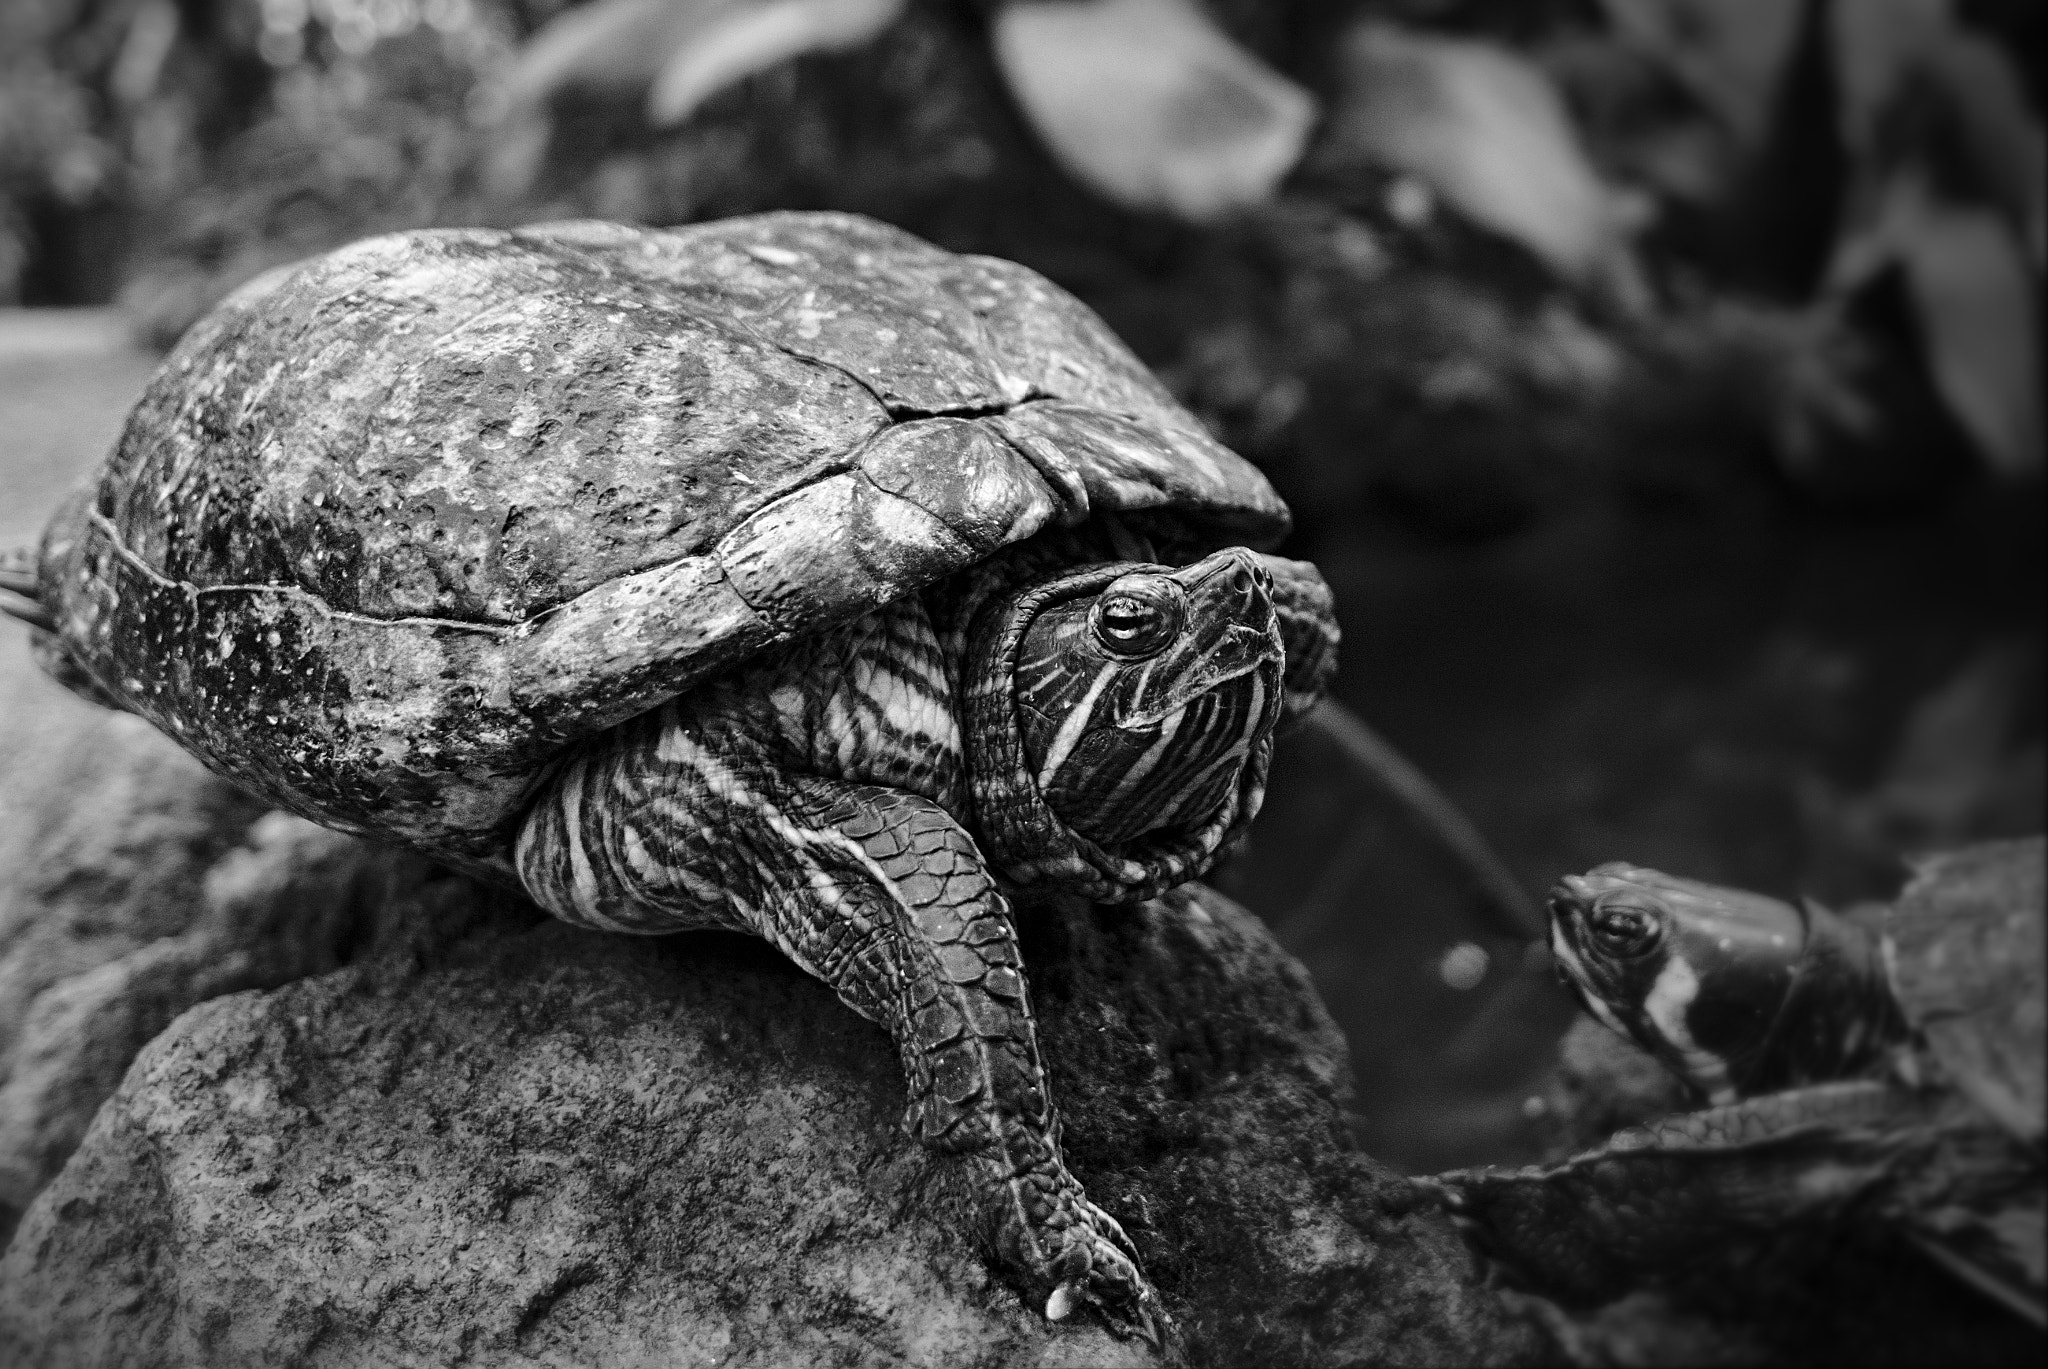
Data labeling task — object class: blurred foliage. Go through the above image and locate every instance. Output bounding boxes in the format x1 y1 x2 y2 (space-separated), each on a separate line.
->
1312 22 1651 310
0 0 528 329
1542 0 2044 479
985 0 1315 220
0 0 2036 490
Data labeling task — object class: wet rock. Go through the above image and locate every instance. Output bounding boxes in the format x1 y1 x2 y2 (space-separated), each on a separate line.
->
0 871 1547 1367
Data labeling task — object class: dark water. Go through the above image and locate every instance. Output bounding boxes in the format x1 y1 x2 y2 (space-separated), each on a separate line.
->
1224 479 2044 1172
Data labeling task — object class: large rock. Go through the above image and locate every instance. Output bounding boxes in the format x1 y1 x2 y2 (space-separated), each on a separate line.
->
0 860 1546 1367
0 696 262 1243
0 672 491 1251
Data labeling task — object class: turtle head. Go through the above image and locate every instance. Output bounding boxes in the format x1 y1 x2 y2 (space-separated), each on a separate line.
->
1014 548 1284 843
966 547 1284 900
1549 863 1904 1104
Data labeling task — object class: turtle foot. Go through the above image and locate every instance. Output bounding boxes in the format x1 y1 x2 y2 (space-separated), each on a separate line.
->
1012 1185 1169 1346
1047 1275 1168 1350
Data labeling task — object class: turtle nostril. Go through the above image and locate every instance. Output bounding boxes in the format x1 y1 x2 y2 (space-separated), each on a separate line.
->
1232 569 1253 594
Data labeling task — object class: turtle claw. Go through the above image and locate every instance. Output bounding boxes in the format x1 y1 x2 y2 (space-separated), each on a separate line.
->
1025 1196 1171 1346
1048 1278 1163 1344
1047 1276 1169 1348
1117 1292 1169 1352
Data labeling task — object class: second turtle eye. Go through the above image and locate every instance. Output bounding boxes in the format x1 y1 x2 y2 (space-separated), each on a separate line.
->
1589 903 1662 958
1089 576 1185 658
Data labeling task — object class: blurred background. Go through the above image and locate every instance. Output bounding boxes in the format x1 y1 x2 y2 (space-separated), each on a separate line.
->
1 0 2041 1173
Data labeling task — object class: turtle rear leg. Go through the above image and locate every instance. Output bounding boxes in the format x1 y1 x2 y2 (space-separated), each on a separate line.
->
513 712 1162 1340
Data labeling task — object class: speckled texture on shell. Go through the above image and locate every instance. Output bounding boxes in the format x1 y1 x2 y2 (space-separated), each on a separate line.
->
1885 836 2045 1146
39 213 1289 870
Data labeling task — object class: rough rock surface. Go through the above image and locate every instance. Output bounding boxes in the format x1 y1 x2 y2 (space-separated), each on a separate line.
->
0 841 1547 1367
0 694 261 1244
0 666 481 1253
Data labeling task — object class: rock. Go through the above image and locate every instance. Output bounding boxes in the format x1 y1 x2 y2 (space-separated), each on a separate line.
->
0 867 1547 1367
0 699 264 1243
0 674 534 1249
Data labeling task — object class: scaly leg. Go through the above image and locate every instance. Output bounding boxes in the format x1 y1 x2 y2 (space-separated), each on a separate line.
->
787 780 1160 1336
515 715 1162 1338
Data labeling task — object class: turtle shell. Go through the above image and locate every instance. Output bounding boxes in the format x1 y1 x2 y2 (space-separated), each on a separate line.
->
37 212 1290 876
1883 836 2045 1145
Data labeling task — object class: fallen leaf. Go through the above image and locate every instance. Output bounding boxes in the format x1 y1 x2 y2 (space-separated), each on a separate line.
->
1829 0 1949 158
1831 640 2045 855
1907 32 2046 266
647 0 906 128
991 0 1316 221
490 0 907 196
110 0 181 109
1596 0 1805 150
1901 202 2043 479
1829 0 2044 265
500 0 698 110
1324 24 1642 302
481 110 554 203
1833 172 2043 478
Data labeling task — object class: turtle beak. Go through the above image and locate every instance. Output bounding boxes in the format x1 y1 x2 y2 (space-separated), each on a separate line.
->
1548 878 1597 940
1119 549 1280 728
1545 882 1600 993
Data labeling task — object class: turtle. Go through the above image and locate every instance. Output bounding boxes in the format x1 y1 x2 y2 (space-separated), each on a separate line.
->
0 211 1342 1340
1423 840 2046 1333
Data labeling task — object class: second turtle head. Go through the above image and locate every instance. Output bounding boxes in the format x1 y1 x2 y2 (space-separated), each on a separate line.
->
1549 862 1908 1104
964 545 1293 900
1011 548 1285 846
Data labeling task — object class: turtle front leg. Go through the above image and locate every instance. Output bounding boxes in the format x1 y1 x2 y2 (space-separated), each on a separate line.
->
785 780 1161 1339
514 717 1161 1339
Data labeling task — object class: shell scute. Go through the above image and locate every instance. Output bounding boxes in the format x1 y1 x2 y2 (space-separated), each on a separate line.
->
855 418 1067 558
511 556 772 740
714 469 974 634
992 401 1282 534
526 215 1017 415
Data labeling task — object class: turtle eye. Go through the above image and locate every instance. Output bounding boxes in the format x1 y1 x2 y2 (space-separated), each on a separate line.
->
1088 576 1185 659
1588 903 1661 958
